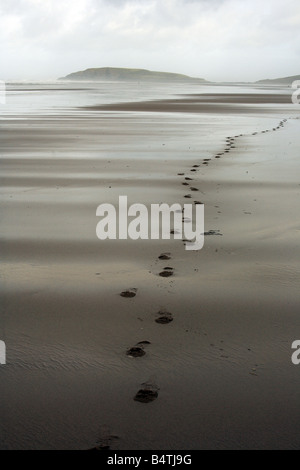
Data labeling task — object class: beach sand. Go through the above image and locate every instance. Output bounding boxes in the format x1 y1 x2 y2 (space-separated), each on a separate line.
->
0 84 300 449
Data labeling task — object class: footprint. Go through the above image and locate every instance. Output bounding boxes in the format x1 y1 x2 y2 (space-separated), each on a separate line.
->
88 427 119 451
184 194 192 198
185 177 193 181
134 389 158 403
134 380 159 403
155 310 173 324
120 288 137 298
126 346 145 357
204 229 223 236
155 316 173 324
158 253 171 260
159 267 174 277
190 187 199 191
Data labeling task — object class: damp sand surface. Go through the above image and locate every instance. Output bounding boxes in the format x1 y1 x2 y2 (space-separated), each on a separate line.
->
0 82 300 449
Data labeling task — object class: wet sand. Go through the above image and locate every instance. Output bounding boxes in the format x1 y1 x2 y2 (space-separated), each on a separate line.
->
0 84 300 449
85 92 291 114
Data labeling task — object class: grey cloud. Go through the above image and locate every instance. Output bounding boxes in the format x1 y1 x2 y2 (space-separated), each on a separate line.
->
0 0 299 81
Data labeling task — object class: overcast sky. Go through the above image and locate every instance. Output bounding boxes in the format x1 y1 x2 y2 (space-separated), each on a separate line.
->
0 0 299 81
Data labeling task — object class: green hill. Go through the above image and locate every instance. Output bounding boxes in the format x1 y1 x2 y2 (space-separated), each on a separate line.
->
256 75 300 85
59 67 207 83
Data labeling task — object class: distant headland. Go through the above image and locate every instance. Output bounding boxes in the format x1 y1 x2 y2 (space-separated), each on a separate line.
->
256 75 300 85
59 67 207 83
